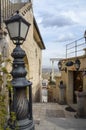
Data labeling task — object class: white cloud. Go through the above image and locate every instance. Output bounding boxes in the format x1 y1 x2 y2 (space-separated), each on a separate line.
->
40 14 76 28
55 33 75 42
33 0 86 68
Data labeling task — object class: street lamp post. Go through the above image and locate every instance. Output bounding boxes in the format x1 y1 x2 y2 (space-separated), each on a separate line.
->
58 61 62 71
84 30 86 43
5 12 34 130
74 58 81 71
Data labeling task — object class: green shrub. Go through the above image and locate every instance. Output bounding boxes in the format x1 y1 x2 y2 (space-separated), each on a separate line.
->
0 54 13 130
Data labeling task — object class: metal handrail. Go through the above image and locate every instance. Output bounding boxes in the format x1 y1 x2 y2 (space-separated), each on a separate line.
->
66 37 86 58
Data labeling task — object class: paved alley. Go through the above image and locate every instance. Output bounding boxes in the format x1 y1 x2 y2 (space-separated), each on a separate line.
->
33 103 86 130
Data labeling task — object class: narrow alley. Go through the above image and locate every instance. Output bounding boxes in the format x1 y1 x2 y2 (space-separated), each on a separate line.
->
33 103 86 130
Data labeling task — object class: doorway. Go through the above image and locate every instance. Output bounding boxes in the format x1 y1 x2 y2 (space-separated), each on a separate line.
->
73 71 83 103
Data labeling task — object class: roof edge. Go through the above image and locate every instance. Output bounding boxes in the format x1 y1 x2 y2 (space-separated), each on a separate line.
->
33 17 46 49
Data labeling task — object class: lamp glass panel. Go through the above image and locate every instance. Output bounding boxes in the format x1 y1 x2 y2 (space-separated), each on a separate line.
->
58 65 61 69
75 64 80 69
7 22 19 38
20 22 28 39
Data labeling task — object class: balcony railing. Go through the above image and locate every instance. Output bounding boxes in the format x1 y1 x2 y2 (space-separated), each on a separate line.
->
0 0 30 28
66 37 86 58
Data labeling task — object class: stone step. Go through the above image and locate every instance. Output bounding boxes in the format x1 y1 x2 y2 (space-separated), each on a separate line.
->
35 118 86 130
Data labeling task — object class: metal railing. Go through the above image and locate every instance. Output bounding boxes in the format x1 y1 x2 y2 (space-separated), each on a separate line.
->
0 0 30 28
66 37 86 58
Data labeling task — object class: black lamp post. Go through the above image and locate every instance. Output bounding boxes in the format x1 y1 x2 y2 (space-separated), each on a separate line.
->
74 58 81 71
58 61 67 72
5 13 34 130
65 61 74 67
65 59 80 71
58 61 62 71
84 30 86 43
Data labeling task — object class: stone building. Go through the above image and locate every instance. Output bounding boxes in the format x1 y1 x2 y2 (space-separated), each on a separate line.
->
58 55 86 104
55 37 86 117
0 1 45 102
57 54 86 117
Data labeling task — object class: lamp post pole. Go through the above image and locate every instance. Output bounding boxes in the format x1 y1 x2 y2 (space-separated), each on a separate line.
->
5 13 34 130
51 60 54 81
84 30 86 44
11 41 34 130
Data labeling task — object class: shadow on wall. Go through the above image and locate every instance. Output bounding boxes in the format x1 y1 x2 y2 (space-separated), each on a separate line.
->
32 83 41 102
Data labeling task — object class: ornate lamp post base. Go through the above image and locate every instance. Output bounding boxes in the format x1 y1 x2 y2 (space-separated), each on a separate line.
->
18 119 34 130
9 44 35 130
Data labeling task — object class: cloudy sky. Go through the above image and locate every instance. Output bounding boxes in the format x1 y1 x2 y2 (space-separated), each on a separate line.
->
33 0 86 68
